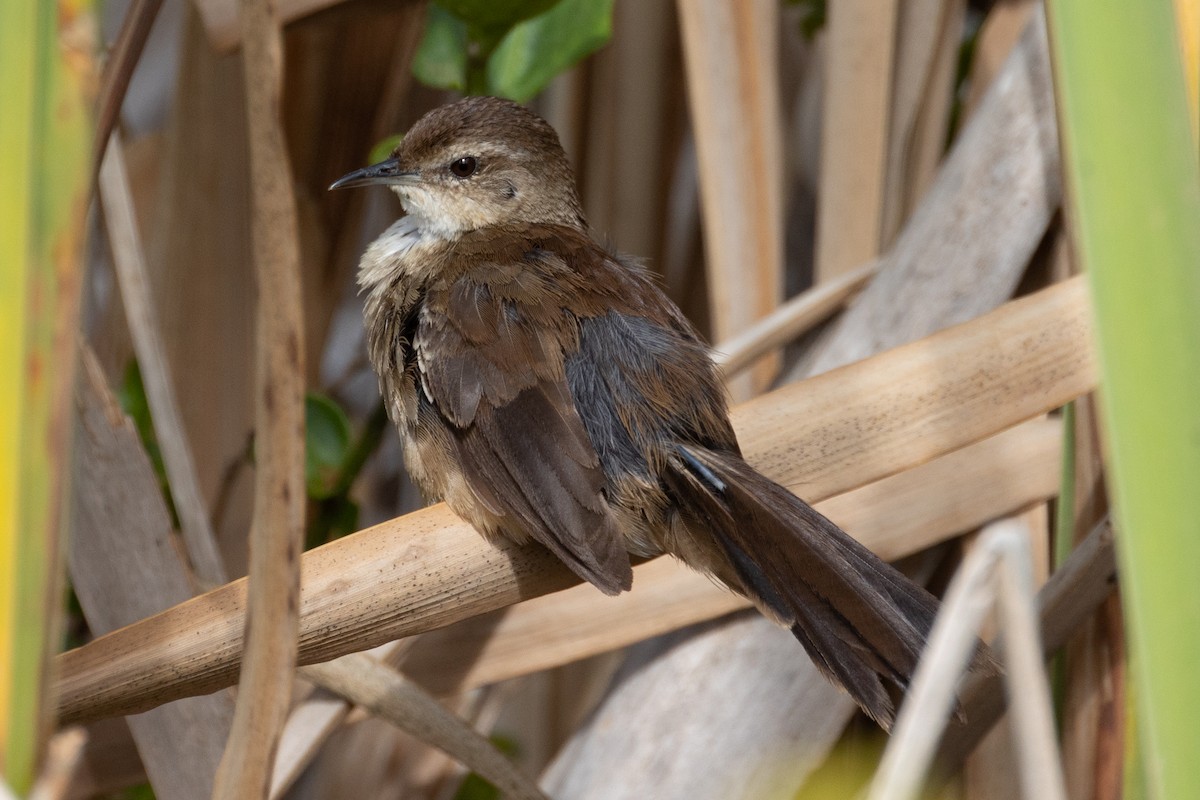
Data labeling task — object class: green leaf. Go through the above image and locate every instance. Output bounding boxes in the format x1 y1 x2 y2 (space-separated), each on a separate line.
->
117 362 163 477
452 735 520 800
369 134 404 166
486 0 614 103
436 0 559 35
413 4 470 93
307 495 360 549
785 0 826 39
111 782 158 800
453 772 500 800
117 361 177 526
305 393 352 500
1046 1 1200 797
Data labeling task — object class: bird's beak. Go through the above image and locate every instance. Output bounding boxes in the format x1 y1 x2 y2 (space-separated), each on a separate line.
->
329 157 420 191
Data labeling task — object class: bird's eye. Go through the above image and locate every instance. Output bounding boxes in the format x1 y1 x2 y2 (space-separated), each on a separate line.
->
449 156 478 178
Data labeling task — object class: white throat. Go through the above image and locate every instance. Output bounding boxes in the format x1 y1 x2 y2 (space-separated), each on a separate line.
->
357 214 441 292
394 186 475 239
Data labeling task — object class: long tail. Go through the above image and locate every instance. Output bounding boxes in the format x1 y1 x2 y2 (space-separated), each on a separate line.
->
663 444 941 729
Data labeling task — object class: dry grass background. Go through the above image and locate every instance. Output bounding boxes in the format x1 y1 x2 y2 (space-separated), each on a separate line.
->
55 0 1129 798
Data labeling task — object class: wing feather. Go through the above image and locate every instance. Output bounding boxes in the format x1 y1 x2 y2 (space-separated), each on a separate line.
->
416 263 632 595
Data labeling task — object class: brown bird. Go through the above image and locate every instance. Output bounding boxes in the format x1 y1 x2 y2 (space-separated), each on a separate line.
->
332 95 941 728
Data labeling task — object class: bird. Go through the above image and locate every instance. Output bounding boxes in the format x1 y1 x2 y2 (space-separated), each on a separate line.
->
331 95 943 728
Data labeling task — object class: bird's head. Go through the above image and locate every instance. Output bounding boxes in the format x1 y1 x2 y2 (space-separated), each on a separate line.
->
330 96 586 237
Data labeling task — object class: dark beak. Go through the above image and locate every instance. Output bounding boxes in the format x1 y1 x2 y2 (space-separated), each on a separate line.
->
329 157 419 191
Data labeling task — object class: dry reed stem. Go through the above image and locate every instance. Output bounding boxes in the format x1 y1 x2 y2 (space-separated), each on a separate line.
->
55 275 1095 727
816 0 898 280
150 9 259 577
935 519 1118 773
882 0 964 239
92 0 162 183
27 728 88 800
571 1 677 269
733 274 1089 502
211 0 306 795
677 0 784 396
963 0 1038 118
799 11 1057 379
300 657 548 800
62 719 144 798
71 348 234 799
713 260 875 379
193 0 355 51
869 519 1068 800
268 690 351 797
98 134 227 586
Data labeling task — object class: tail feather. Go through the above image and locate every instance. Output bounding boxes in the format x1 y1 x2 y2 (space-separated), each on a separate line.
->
666 444 941 728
